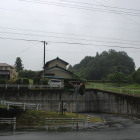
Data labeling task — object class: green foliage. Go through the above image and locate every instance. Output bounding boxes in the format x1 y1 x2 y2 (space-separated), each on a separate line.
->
107 72 125 84
126 75 133 83
22 78 29 85
0 78 6 84
33 77 41 85
16 78 22 84
15 57 24 72
8 79 17 84
64 82 74 89
40 78 48 85
133 68 140 83
19 70 39 79
67 64 73 71
71 49 135 80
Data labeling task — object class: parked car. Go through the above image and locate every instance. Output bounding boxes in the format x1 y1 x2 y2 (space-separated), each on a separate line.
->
48 79 62 88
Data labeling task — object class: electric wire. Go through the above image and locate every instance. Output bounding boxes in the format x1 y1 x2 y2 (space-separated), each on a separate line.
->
1 30 140 46
36 0 140 12
19 0 140 17
47 40 140 49
0 36 140 49
0 36 41 42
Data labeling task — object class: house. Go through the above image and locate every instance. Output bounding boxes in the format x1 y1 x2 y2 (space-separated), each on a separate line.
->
0 63 18 79
43 57 74 79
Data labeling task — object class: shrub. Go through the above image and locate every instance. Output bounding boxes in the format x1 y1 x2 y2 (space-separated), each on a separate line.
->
33 78 41 85
40 78 48 85
16 79 22 84
0 78 6 84
133 68 140 84
22 78 29 85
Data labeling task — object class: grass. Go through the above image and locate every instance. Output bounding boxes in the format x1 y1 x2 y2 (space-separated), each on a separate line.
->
86 82 140 96
16 110 103 126
0 105 6 108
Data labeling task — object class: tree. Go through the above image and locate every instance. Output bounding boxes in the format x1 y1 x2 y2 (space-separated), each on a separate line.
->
133 68 140 83
15 57 24 72
107 72 125 85
71 50 135 80
19 70 39 79
67 65 73 71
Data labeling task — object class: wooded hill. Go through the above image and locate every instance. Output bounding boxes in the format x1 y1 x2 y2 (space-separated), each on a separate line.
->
69 49 135 80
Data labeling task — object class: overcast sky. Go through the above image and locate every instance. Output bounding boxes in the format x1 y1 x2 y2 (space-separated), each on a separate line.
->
0 0 140 70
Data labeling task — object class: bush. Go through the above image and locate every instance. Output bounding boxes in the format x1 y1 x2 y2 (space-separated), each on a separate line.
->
33 78 41 85
0 78 6 84
40 78 48 85
16 79 22 84
133 68 140 83
22 78 29 85
8 79 17 84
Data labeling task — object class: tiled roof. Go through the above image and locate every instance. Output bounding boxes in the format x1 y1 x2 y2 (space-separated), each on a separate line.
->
45 57 69 67
0 63 13 68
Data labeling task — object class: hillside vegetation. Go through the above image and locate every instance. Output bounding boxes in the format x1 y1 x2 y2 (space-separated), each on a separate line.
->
69 49 135 80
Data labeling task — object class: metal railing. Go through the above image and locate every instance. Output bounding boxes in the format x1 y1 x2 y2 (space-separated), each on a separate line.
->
45 117 92 130
0 84 63 90
0 117 16 130
86 84 140 96
46 117 86 125
0 100 40 111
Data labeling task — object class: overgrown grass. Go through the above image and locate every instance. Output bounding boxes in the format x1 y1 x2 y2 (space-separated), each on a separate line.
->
16 110 103 126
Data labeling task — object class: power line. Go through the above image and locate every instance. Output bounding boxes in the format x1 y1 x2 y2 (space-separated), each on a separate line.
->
93 0 140 26
1 26 140 45
0 36 140 50
29 0 140 15
48 41 140 49
19 0 140 17
0 36 41 42
38 0 140 12
1 30 140 47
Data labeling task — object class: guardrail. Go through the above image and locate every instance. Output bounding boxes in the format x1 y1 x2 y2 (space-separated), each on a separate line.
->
0 100 40 111
0 117 16 130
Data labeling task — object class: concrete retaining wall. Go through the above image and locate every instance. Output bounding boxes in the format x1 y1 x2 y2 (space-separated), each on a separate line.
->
0 89 140 115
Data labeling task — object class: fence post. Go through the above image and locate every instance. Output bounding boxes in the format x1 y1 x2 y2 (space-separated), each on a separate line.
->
7 103 10 110
23 103 26 111
120 88 122 94
132 89 135 96
13 117 16 130
36 104 39 111
101 85 103 90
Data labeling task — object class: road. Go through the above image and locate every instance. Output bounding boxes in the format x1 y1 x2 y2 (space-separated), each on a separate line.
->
0 113 140 140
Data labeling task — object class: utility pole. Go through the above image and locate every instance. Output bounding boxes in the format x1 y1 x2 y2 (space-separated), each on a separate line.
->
43 41 47 79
